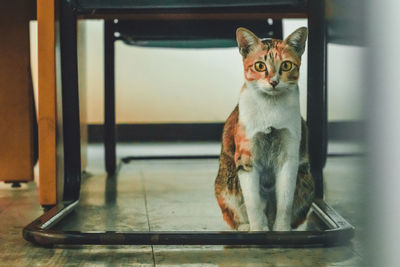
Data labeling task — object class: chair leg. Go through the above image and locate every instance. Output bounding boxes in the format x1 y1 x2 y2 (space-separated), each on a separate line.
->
60 1 81 202
307 0 327 199
104 20 116 175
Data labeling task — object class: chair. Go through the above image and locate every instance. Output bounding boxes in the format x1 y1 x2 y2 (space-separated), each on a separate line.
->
24 0 354 247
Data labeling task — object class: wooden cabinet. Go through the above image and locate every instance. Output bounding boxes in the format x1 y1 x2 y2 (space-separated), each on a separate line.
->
0 0 37 184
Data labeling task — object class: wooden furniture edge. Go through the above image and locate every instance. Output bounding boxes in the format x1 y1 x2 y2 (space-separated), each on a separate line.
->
37 0 58 205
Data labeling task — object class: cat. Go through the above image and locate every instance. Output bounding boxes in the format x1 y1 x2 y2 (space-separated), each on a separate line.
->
214 27 314 231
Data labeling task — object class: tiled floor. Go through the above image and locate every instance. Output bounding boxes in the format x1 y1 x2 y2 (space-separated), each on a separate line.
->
0 142 365 266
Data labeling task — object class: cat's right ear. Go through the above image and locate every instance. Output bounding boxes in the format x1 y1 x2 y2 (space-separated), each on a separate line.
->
236 28 260 57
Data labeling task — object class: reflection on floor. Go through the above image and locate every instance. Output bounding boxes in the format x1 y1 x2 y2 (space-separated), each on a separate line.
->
0 142 365 266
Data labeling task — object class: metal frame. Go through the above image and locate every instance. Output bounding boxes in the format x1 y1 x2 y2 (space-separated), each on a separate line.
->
23 198 353 247
307 0 328 199
24 0 354 247
104 20 116 175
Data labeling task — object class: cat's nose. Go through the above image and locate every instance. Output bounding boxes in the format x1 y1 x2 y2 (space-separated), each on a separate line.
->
269 80 278 88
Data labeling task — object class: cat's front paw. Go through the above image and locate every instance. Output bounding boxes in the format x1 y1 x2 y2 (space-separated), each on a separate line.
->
236 155 253 172
237 224 250 231
249 225 269 231
272 223 291 232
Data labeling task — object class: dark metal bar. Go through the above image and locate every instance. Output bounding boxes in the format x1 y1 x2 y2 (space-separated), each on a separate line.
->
70 0 307 11
121 152 359 164
60 0 82 202
67 1 308 19
307 0 327 199
121 155 219 163
78 12 308 21
327 153 365 158
104 20 117 175
274 19 283 40
22 199 354 247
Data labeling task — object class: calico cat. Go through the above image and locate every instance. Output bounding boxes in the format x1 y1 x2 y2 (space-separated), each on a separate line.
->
214 27 314 231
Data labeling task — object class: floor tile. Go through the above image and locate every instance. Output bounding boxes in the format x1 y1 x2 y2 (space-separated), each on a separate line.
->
153 246 361 266
0 142 365 266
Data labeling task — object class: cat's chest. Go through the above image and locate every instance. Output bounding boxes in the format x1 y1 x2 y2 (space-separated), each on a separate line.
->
238 90 300 139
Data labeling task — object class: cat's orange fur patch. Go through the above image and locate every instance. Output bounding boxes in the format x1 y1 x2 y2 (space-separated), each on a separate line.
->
234 122 252 165
243 51 267 81
217 197 237 229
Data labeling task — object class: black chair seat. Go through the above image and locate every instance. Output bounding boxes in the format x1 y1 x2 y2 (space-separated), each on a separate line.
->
116 19 283 48
326 0 365 46
70 0 306 12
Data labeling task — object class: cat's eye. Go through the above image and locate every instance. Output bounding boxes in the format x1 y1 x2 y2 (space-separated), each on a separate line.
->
280 61 293 72
254 61 267 72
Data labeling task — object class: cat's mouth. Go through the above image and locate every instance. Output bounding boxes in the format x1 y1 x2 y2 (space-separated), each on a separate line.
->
250 82 285 96
263 88 282 96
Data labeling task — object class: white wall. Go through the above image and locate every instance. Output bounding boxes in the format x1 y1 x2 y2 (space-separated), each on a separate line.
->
30 21 38 110
367 1 400 266
31 19 365 124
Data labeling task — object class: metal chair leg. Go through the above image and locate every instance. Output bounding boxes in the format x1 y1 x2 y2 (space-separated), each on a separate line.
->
60 0 82 202
104 20 116 175
307 0 328 199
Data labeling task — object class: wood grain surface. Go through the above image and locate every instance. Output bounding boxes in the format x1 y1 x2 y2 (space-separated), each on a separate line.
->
0 0 36 183
37 0 59 205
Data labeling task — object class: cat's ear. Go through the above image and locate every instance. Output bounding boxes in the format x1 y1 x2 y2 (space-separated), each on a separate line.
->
284 27 308 56
236 27 261 57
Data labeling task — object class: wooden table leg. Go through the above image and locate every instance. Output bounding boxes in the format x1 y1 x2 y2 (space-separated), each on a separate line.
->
37 0 87 206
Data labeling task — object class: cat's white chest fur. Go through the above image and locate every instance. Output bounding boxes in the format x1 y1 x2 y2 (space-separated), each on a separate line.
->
238 86 301 140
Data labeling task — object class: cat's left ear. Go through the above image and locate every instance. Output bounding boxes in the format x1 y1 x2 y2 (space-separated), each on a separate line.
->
236 27 261 57
284 27 308 56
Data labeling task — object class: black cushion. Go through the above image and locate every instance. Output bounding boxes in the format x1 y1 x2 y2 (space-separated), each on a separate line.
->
69 0 306 12
326 0 365 46
116 19 283 48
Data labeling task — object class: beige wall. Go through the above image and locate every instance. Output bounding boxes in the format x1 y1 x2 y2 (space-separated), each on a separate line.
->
31 19 365 124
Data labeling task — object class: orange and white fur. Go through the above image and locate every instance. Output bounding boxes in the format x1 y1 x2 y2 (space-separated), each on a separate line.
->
215 27 314 231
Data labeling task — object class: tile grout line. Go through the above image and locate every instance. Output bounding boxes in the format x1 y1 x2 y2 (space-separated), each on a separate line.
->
140 170 156 267
0 201 14 217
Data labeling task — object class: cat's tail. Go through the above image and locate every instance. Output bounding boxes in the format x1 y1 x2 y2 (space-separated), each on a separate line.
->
291 162 315 228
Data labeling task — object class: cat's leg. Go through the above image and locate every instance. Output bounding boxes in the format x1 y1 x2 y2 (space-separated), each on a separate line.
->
215 151 249 230
238 169 268 231
216 190 249 230
273 139 300 231
234 123 253 172
236 154 253 172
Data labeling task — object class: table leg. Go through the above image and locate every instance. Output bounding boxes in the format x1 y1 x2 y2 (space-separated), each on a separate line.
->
60 0 81 202
104 20 116 175
307 0 328 199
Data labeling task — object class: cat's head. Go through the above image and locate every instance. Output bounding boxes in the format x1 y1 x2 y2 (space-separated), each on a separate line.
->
236 27 308 96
